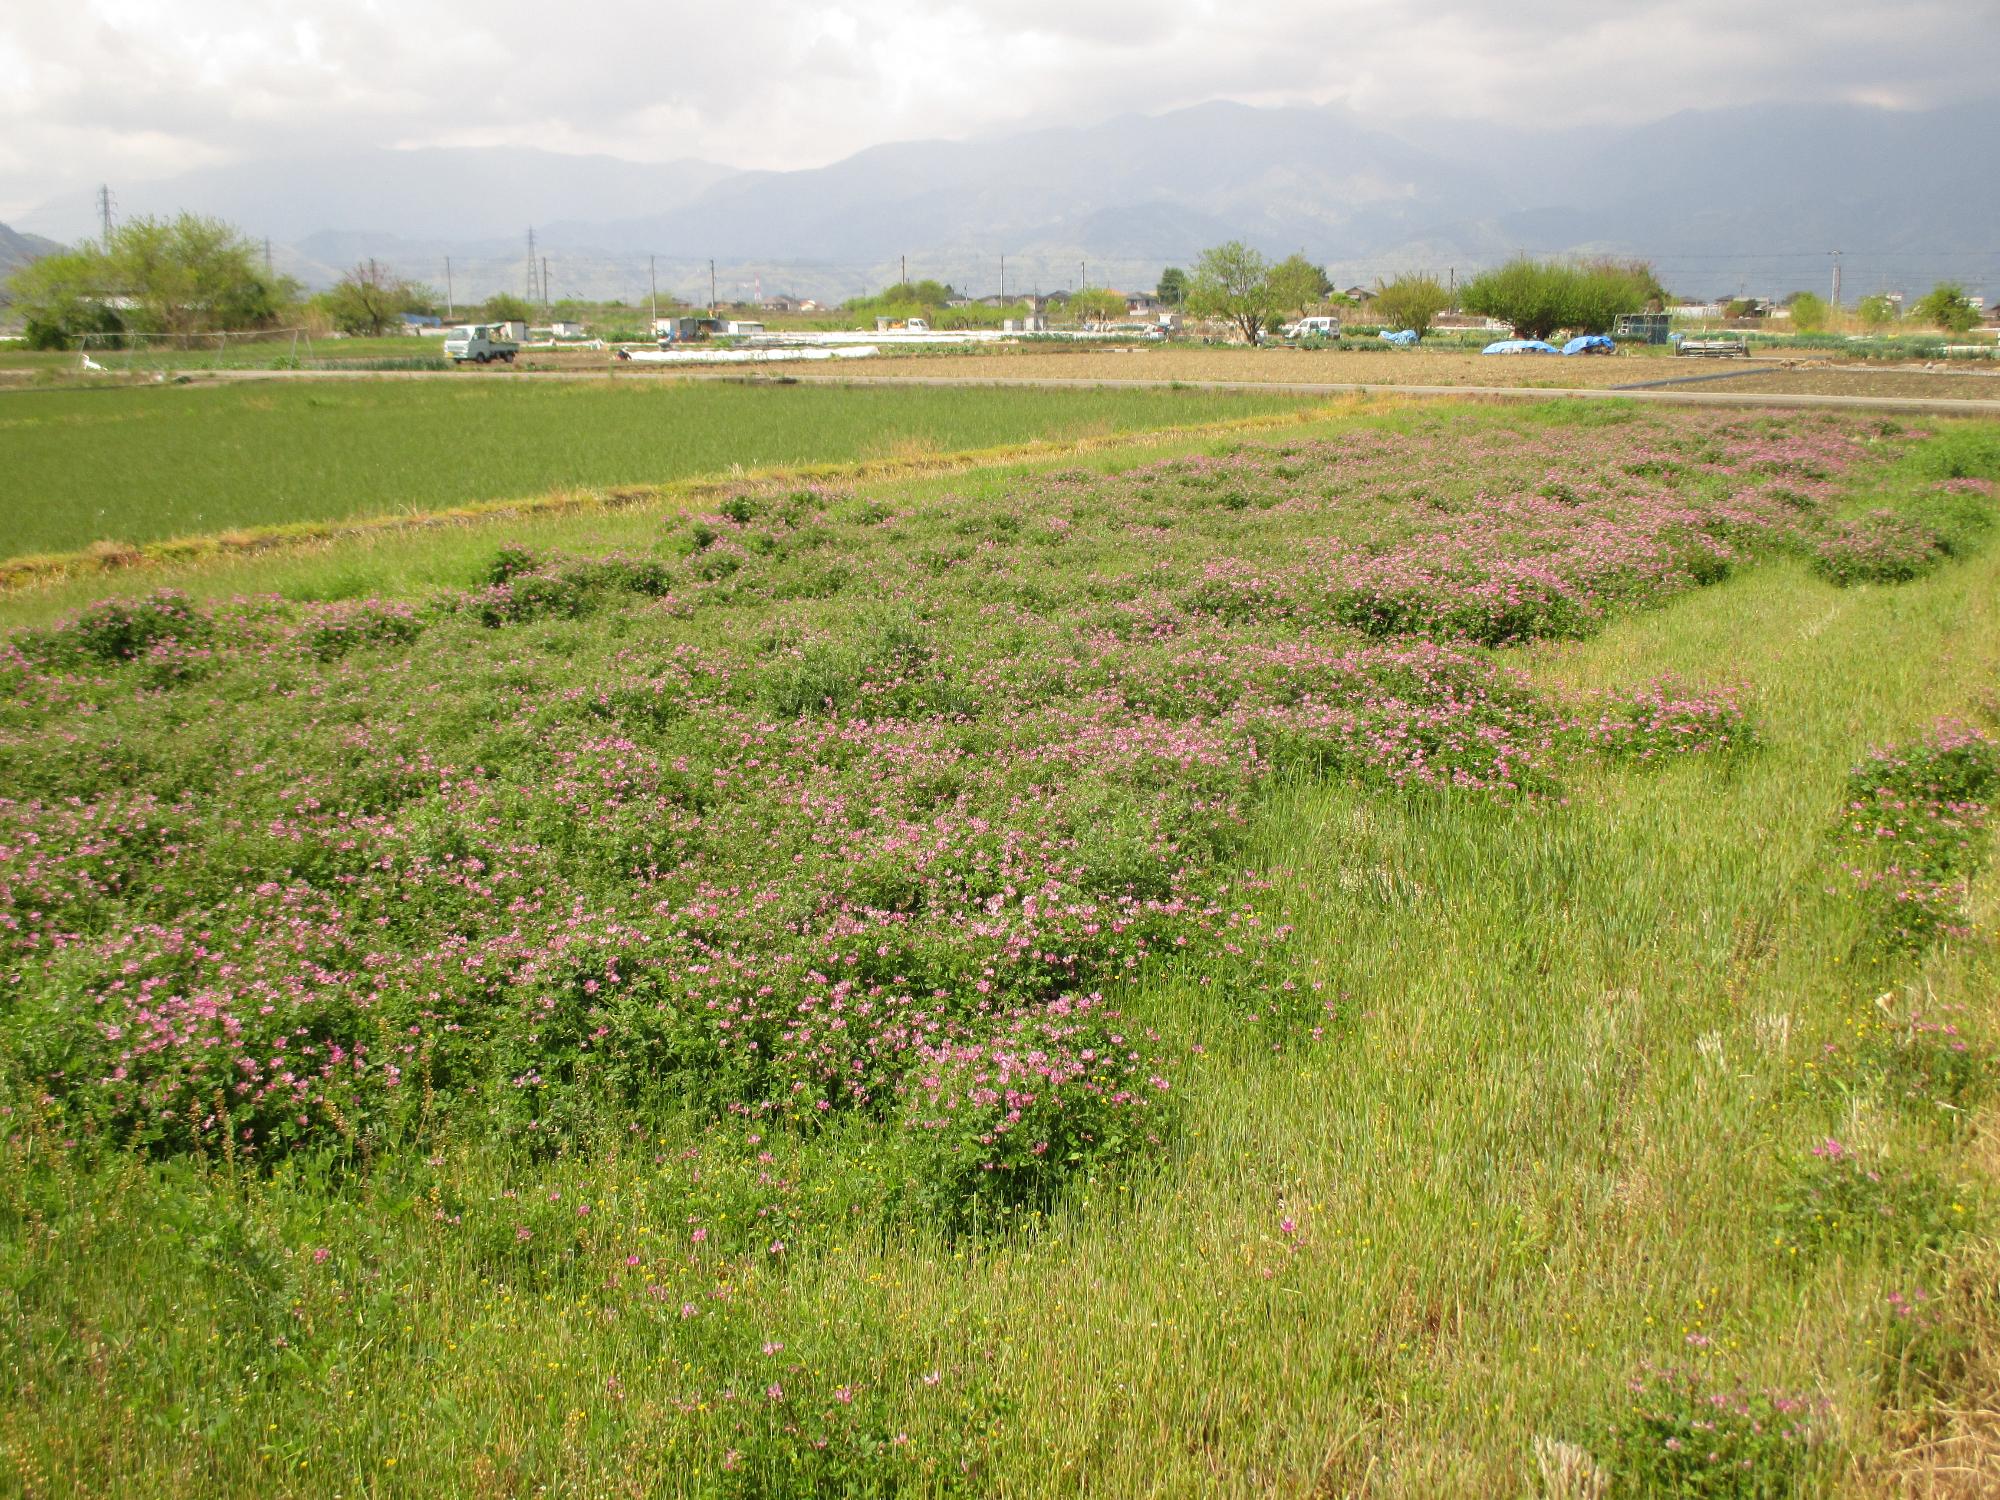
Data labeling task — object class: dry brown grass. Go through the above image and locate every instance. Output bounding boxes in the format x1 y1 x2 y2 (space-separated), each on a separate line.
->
797 345 1676 390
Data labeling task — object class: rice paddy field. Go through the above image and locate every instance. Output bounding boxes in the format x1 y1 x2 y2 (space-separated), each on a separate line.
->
0 379 1312 560
3 397 2000 1498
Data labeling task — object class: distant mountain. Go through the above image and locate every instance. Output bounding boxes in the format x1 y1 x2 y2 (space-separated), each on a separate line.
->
19 148 735 249
0 221 64 285
17 98 1999 304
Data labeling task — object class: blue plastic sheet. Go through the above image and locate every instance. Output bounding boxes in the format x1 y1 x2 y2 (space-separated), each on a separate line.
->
1378 329 1420 346
1562 335 1615 355
1482 339 1560 355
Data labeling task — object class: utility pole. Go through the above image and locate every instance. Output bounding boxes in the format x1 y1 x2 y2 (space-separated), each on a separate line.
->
900 253 907 288
649 255 658 327
1000 254 1006 302
1080 258 1087 289
709 259 716 314
445 256 454 318
527 227 538 302
541 256 550 315
97 184 114 249
1830 249 1843 307
1448 266 1456 311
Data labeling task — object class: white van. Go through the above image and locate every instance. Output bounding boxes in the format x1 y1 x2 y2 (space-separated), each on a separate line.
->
1285 316 1343 341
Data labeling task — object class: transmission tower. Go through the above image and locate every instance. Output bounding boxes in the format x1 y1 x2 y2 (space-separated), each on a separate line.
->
97 185 115 249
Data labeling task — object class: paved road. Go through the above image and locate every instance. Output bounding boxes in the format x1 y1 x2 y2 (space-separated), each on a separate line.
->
11 364 2000 416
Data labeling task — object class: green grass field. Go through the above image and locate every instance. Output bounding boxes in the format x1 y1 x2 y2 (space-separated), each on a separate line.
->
0 378 1311 559
3 403 1999 1497
0 336 440 374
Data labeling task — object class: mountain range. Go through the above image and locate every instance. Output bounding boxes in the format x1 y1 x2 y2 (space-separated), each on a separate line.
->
11 97 1998 305
0 221 63 285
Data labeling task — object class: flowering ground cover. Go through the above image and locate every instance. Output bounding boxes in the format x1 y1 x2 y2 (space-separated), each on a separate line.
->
1 404 1997 1496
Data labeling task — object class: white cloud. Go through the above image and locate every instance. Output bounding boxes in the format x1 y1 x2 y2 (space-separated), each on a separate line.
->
3 0 1997 218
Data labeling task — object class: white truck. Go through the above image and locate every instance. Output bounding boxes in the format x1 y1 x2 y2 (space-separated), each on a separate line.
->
1284 316 1342 341
443 324 521 365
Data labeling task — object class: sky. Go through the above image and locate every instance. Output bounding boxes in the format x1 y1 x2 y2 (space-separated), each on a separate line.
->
4 0 1999 220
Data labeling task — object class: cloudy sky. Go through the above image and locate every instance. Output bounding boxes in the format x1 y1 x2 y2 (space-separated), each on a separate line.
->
4 0 1997 219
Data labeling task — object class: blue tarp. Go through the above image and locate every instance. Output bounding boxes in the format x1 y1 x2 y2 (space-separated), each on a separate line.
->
1562 335 1615 355
1378 329 1420 346
1482 339 1560 355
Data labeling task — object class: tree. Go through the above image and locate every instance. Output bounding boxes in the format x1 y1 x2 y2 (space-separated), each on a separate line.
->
1371 273 1451 337
1156 267 1188 307
1856 293 1900 330
1266 254 1331 318
1070 288 1125 325
1911 282 1980 335
7 249 118 350
318 261 431 337
1462 257 1661 339
841 280 962 318
5 213 287 348
484 292 533 323
1785 291 1829 333
1187 241 1279 344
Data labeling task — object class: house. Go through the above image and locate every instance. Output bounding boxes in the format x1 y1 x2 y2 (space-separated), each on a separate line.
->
1339 285 1376 306
759 295 798 314
1126 291 1163 317
548 321 586 339
400 312 442 332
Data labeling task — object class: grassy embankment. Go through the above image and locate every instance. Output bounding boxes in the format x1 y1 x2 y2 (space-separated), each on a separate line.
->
1 406 1998 1497
0 378 1313 563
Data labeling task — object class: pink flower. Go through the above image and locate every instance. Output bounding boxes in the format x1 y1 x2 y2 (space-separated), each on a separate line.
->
311 1247 330 1264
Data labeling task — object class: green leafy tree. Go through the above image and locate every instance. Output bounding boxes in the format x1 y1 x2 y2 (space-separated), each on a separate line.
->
1785 291 1829 333
1462 257 1661 339
7 249 119 350
5 213 287 347
1856 293 1900 330
1069 288 1126 325
1371 273 1451 336
846 279 957 315
319 261 431 337
1267 254 1332 318
483 292 534 323
1156 267 1188 307
1911 282 1980 335
1187 241 1279 344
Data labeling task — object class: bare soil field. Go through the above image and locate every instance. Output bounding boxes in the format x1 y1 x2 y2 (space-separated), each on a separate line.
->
787 345 1670 388
1668 365 2000 400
